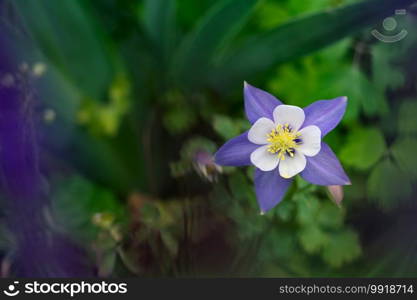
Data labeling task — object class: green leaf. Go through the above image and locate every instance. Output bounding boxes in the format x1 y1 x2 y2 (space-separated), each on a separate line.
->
162 90 196 134
213 115 241 140
69 130 140 193
340 128 386 171
321 229 361 268
229 171 255 203
367 159 413 210
211 0 417 89
255 1 291 30
176 0 215 29
173 0 257 87
260 228 298 262
12 0 114 98
295 194 321 226
163 105 196 134
332 66 387 118
268 52 388 121
391 138 417 180
275 199 295 222
51 176 125 242
256 0 358 30
317 202 344 229
143 0 176 61
398 101 417 135
296 176 317 192
372 43 406 91
298 225 329 254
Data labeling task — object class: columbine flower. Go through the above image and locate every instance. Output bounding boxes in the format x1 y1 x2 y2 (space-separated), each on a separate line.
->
215 82 350 213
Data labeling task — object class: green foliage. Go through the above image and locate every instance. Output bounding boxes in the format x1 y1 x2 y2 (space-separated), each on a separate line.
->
372 44 406 91
256 0 360 30
317 203 344 229
321 229 361 268
331 66 387 119
140 201 184 258
219 173 362 273
340 128 387 171
292 193 360 268
77 74 131 136
391 138 417 180
51 176 125 242
268 41 388 121
298 225 329 254
143 0 176 62
275 198 295 222
367 159 412 210
211 0 416 90
12 0 115 98
213 115 248 140
295 194 321 226
397 101 417 135
174 0 257 87
162 90 197 134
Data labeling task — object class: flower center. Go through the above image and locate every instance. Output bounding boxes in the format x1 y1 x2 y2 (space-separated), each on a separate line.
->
266 124 301 160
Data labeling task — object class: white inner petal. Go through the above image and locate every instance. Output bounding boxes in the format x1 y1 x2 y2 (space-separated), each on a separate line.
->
278 151 306 178
273 105 305 132
248 117 275 145
250 145 280 171
297 125 321 157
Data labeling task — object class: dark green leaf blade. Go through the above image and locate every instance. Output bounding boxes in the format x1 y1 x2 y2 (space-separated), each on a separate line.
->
173 0 258 87
12 0 114 98
143 0 176 61
211 0 417 89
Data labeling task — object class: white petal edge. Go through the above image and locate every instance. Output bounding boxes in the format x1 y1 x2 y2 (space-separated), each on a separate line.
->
250 145 279 171
278 151 306 178
248 117 275 145
297 125 321 157
273 105 305 132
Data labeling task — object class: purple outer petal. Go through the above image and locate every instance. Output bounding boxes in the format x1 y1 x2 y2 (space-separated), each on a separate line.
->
254 168 292 213
302 96 347 136
301 142 351 186
244 82 281 123
214 131 258 166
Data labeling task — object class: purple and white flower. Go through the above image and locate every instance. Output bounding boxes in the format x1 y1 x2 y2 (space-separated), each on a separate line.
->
215 82 351 213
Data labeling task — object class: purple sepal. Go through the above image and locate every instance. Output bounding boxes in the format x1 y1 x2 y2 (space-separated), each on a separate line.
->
214 131 258 166
254 168 292 213
302 97 347 136
244 82 281 124
301 142 351 186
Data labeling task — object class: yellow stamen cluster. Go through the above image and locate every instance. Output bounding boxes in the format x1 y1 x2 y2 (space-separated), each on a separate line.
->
267 123 300 160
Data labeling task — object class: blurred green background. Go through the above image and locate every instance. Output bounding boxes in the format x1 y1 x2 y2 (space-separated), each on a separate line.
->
3 0 417 277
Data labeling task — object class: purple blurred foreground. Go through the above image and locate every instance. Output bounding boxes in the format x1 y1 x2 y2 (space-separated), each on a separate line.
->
0 24 92 277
